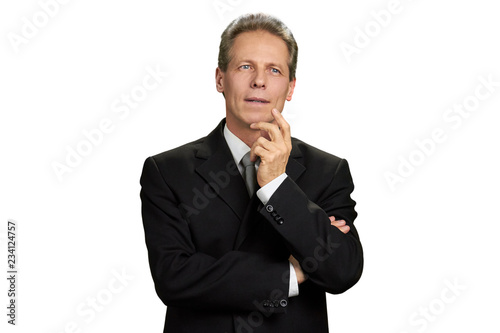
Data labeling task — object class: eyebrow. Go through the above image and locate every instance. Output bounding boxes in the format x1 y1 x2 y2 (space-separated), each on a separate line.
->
236 59 286 68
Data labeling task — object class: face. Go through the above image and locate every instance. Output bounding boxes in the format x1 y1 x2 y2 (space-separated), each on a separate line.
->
216 30 296 131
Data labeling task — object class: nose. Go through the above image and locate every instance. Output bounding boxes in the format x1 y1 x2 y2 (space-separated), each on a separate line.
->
251 69 266 88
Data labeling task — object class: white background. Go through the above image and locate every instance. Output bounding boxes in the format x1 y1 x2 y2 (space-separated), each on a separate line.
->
1 0 499 332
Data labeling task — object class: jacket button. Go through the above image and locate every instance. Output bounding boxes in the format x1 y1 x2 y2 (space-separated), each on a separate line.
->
266 205 274 212
280 299 288 307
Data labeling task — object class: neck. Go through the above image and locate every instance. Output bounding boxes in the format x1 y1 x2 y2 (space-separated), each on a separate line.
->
226 121 261 148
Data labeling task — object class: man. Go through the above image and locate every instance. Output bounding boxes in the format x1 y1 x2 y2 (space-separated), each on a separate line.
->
140 13 363 333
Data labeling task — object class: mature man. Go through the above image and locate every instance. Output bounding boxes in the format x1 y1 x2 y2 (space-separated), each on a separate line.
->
140 13 363 333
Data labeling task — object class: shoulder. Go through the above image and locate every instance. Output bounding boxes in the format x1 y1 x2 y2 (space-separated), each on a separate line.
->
140 135 208 187
289 137 353 184
146 120 225 166
291 137 344 165
149 136 205 165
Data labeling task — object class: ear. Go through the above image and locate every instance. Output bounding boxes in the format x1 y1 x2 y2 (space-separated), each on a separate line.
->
286 78 296 101
215 67 224 93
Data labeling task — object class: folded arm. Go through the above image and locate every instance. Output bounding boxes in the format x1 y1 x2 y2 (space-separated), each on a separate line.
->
258 160 363 294
250 109 363 294
140 156 289 313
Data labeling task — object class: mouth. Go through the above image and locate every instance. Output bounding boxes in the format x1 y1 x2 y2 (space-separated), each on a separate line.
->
244 97 270 104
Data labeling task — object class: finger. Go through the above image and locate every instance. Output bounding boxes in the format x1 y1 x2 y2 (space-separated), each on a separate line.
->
249 147 258 162
271 108 291 143
253 136 274 151
250 145 268 162
337 225 350 234
250 136 275 160
330 217 345 225
330 220 346 227
250 122 281 142
330 219 350 234
250 121 283 143
250 144 262 161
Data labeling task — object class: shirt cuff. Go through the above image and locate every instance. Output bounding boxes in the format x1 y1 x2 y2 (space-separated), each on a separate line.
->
288 262 299 297
256 173 287 205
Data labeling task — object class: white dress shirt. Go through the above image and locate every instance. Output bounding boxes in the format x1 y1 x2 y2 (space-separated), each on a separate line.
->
223 124 299 297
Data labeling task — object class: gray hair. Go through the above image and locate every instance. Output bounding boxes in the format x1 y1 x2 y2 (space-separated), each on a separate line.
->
218 13 298 81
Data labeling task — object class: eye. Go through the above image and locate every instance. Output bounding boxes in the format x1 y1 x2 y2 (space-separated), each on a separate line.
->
240 65 251 70
271 68 281 74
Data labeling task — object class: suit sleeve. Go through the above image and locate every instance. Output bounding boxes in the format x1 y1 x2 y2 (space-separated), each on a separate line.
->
140 156 290 313
259 158 363 294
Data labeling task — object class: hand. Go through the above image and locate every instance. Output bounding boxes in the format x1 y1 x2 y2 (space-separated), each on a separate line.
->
329 216 350 234
250 109 292 187
289 255 307 284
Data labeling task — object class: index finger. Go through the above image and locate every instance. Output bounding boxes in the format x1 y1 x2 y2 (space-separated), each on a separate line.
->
271 109 291 142
250 121 283 143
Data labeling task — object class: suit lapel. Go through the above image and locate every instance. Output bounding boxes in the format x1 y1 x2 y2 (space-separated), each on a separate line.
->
286 142 306 183
195 120 250 221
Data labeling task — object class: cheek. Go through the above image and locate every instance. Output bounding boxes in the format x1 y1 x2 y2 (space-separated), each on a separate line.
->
276 86 291 102
276 79 292 96
225 79 245 99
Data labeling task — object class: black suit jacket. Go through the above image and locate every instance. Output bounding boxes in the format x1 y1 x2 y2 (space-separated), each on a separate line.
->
140 119 363 333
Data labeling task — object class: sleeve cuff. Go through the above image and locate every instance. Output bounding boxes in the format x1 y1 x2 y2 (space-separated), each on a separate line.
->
288 262 299 297
256 173 287 205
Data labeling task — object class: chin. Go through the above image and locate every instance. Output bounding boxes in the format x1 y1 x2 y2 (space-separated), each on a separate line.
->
242 111 274 125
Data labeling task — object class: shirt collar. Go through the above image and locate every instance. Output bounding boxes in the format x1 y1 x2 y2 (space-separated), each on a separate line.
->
223 123 250 166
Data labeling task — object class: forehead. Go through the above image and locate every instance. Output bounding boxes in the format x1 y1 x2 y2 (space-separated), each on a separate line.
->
230 30 289 66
